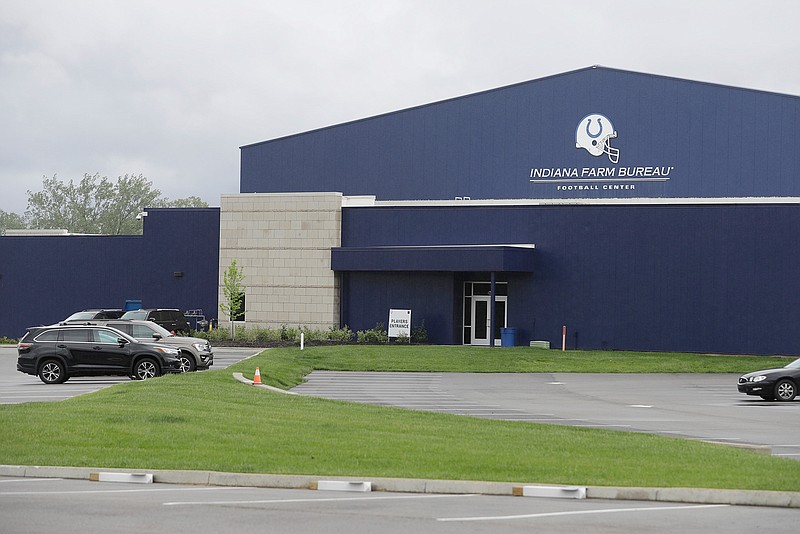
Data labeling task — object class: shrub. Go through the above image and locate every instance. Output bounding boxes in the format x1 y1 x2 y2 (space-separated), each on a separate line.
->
280 325 299 342
254 328 281 343
357 323 388 344
299 326 327 343
327 325 354 343
411 322 428 344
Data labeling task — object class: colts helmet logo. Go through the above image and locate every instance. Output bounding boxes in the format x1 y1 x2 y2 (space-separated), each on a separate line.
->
576 114 620 163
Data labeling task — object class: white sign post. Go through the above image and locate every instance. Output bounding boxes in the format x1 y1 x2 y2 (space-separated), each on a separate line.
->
388 309 411 339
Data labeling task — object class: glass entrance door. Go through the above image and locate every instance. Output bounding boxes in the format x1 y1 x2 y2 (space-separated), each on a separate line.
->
465 282 507 346
471 297 490 345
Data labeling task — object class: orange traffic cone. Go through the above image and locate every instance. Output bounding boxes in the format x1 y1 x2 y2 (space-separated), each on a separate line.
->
253 367 262 384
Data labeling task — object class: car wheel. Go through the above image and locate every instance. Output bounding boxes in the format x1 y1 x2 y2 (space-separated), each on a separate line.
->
178 352 196 373
38 360 68 384
774 379 797 402
133 358 160 380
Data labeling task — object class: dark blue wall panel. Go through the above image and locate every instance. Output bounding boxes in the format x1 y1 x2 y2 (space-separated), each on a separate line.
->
0 208 220 339
338 203 800 355
341 271 458 345
241 67 800 201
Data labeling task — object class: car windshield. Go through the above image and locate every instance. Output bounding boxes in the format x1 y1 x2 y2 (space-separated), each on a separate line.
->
64 311 97 321
786 358 800 369
121 310 147 320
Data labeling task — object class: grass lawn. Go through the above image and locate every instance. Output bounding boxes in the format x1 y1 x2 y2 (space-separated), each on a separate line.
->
1 345 798 491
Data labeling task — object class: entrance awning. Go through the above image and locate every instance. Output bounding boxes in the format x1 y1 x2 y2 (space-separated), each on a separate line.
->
331 244 535 272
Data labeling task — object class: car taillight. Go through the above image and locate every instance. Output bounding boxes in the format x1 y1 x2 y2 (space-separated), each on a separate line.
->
17 342 33 351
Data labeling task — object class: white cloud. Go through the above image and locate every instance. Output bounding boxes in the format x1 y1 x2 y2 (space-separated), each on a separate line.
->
1 0 799 212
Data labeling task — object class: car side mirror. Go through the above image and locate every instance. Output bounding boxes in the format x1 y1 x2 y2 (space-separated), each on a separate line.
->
117 337 129 346
153 333 162 340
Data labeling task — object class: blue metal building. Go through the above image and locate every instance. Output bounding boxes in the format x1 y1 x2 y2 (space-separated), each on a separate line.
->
240 67 800 354
3 66 800 355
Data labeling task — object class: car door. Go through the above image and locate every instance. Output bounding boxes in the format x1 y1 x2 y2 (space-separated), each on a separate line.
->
152 310 174 332
89 328 131 372
130 322 161 342
57 328 94 370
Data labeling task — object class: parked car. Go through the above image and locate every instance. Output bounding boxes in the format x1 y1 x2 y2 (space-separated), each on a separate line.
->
98 319 213 372
63 309 124 321
16 324 182 384
738 358 799 401
120 309 190 334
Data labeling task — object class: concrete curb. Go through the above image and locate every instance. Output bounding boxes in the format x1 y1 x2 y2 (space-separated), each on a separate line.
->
232 372 298 394
1 465 798 508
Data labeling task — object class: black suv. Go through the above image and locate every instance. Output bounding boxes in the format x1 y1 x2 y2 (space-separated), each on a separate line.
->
120 309 191 334
16 324 182 384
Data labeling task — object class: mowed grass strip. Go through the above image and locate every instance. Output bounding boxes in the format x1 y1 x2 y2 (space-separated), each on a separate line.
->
0 346 797 491
239 345 794 389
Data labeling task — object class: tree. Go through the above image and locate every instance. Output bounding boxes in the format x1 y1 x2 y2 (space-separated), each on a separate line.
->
24 173 208 235
0 209 26 235
219 260 246 338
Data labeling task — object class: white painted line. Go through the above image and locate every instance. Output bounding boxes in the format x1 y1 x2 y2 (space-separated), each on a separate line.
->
774 453 800 456
0 478 63 483
164 493 477 506
0 487 235 496
437 504 729 522
629 405 652 408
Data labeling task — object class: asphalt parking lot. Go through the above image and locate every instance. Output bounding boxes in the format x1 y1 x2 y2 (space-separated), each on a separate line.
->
292 370 800 459
0 345 260 404
1 477 797 534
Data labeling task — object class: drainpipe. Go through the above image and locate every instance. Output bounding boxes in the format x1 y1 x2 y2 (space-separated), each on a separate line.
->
490 271 496 347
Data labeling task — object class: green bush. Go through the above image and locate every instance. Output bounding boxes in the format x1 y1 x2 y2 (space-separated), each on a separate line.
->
357 323 389 344
327 325 354 342
411 322 428 344
0 336 18 344
192 324 356 346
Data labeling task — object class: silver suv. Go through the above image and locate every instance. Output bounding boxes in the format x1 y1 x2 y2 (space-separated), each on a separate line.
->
99 320 213 373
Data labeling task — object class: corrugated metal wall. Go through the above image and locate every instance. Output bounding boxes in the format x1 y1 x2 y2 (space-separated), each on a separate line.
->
340 203 800 355
241 67 800 201
0 208 220 339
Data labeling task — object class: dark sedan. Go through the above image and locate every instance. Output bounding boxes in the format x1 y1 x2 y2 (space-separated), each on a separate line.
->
738 358 799 401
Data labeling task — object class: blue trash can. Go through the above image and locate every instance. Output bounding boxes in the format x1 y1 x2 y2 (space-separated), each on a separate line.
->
500 327 516 347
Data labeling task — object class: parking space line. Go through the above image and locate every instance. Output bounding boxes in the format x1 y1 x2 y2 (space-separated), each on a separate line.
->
437 503 729 522
0 478 63 483
163 493 477 506
0 486 241 496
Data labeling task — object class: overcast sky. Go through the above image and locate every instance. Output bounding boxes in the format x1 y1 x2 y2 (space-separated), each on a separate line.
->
1 0 798 213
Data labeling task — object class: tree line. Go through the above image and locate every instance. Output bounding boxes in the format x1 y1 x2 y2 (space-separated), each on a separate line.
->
0 173 208 235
